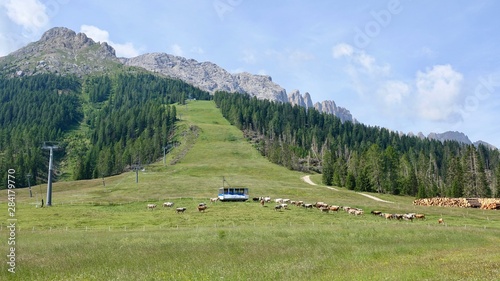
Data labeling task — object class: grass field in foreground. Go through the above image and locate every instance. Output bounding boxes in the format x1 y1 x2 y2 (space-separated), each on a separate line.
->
1 100 499 280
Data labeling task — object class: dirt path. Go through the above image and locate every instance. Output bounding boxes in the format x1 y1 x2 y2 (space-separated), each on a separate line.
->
358 193 394 203
301 175 393 203
301 175 339 191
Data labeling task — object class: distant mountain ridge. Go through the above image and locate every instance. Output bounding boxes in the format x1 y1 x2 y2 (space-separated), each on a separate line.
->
0 27 355 122
428 131 472 145
0 26 495 148
409 131 497 149
121 53 356 123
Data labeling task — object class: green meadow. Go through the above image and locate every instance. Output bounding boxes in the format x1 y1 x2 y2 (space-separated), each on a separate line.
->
1 101 499 280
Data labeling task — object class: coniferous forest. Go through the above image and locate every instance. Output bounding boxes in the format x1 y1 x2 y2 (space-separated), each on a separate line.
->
1 73 499 199
214 91 500 198
0 73 210 188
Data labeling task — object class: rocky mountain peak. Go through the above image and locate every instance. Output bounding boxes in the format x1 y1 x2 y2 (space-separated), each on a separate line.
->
303 92 314 109
40 27 77 41
0 27 118 77
288 90 304 107
314 100 354 123
287 89 354 122
122 53 288 102
428 131 472 145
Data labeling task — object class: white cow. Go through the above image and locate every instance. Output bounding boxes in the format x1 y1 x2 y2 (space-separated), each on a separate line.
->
163 202 174 207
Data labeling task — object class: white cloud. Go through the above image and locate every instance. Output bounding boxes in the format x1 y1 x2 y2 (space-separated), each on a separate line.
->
332 43 353 58
80 25 140 58
80 25 109 42
0 0 51 55
415 64 463 121
332 43 390 76
377 80 410 107
3 0 48 32
332 43 465 126
170 44 184 56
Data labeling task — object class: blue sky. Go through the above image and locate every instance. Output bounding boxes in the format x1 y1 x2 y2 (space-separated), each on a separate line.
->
1 0 500 147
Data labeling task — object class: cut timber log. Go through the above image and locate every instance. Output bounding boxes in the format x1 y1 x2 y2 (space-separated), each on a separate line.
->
413 197 500 210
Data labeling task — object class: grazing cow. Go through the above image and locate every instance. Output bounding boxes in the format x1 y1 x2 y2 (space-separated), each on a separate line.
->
315 202 328 208
275 198 283 204
264 197 271 203
349 208 363 216
274 205 283 211
415 214 425 220
252 197 260 201
438 218 444 224
176 207 186 213
198 205 207 212
303 203 313 209
319 206 330 213
260 199 265 207
371 210 382 215
210 197 219 203
381 213 393 220
147 204 157 210
280 203 289 210
403 213 415 222
329 206 340 212
163 202 174 207
296 201 304 206
392 214 404 220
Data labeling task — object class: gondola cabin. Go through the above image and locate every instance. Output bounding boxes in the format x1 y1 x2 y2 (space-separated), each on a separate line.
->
218 187 249 201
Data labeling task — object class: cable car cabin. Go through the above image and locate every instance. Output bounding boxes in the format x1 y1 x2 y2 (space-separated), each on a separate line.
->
218 187 249 201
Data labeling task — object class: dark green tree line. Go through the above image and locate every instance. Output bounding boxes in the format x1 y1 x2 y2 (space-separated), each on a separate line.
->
214 91 499 198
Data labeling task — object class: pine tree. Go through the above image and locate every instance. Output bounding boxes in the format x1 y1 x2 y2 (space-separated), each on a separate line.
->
321 150 334 186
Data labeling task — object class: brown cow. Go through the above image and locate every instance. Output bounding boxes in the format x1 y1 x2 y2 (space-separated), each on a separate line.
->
382 213 393 220
438 218 444 224
329 206 340 212
415 214 425 220
198 205 207 212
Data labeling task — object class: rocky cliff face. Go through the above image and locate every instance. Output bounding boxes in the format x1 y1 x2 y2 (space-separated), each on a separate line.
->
1 26 355 122
428 131 472 145
0 27 120 77
121 53 288 102
288 89 354 122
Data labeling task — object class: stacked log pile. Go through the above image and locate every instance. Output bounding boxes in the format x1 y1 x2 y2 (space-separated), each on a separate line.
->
413 198 500 210
479 199 500 210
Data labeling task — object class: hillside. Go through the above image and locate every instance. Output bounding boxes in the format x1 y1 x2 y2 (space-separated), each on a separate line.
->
1 100 499 280
15 100 325 202
1 26 499 199
0 26 355 122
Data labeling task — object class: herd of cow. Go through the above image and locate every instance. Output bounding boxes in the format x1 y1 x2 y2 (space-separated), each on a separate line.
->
146 201 213 213
254 196 444 223
145 196 444 224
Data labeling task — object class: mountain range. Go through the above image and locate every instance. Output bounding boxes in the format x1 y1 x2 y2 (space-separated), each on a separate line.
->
0 27 494 149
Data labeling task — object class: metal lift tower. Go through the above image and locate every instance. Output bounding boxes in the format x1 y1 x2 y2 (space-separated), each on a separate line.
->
43 142 59 206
